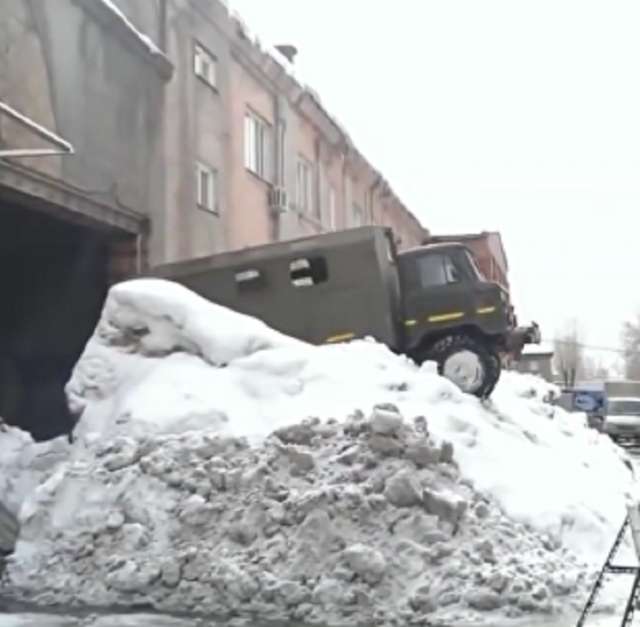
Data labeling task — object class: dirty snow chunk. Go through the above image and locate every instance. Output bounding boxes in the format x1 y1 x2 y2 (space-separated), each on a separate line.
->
466 587 503 610
106 560 159 593
179 494 211 527
439 441 455 463
282 446 315 474
369 404 403 435
312 576 349 607
368 434 405 456
384 470 421 507
474 502 490 519
342 544 387 584
274 422 316 445
105 511 125 532
406 440 440 467
100 437 142 471
423 487 467 524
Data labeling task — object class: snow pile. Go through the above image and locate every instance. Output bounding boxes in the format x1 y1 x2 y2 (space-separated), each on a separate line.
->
1 279 636 625
0 423 69 517
3 410 606 625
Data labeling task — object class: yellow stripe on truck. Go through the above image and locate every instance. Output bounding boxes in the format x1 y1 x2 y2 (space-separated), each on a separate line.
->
477 306 496 315
326 332 355 343
427 312 464 323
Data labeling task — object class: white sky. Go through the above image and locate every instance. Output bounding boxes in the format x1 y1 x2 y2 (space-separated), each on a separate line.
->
230 0 640 365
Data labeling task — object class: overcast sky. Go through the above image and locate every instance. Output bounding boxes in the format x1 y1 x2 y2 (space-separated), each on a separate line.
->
231 0 640 366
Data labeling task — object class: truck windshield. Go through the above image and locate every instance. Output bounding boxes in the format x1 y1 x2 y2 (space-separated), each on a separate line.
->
608 399 640 415
466 251 485 280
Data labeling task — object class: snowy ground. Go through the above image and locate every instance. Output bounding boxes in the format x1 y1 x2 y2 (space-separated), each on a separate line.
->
0 279 638 626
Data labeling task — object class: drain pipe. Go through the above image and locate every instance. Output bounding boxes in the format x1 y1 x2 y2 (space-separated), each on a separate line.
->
158 0 168 52
136 233 143 275
272 93 285 242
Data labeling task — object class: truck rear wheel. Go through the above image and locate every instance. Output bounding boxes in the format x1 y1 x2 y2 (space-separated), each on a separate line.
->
425 334 501 398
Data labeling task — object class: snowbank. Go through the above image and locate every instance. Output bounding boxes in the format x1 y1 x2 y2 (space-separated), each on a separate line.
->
2 279 636 625
0 423 69 517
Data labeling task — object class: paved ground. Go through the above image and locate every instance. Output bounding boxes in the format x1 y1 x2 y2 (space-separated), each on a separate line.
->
0 613 623 627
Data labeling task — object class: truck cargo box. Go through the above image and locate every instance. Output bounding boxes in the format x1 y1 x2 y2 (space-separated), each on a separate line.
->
152 226 404 350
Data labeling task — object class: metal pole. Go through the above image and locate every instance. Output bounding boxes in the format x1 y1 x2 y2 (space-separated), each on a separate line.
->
0 100 74 155
0 148 72 158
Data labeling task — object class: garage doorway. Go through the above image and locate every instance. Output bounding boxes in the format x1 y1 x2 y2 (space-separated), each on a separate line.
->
0 202 134 441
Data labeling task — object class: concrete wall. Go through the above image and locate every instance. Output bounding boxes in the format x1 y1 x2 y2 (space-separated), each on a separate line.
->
158 0 232 262
0 0 169 237
227 54 276 249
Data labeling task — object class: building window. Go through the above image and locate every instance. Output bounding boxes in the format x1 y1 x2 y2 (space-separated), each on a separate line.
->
296 157 313 213
244 111 270 180
194 43 217 89
196 162 217 212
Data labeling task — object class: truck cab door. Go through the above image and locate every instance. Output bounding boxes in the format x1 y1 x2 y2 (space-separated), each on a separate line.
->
400 250 473 346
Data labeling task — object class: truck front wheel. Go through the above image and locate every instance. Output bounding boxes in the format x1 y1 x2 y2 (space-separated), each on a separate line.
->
424 334 501 398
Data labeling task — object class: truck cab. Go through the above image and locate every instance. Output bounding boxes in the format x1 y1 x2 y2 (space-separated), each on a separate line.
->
397 242 539 396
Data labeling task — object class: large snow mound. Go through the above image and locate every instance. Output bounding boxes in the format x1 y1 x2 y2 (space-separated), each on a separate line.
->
2 279 636 625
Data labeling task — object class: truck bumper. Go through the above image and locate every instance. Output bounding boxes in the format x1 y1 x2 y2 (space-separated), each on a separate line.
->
505 321 541 355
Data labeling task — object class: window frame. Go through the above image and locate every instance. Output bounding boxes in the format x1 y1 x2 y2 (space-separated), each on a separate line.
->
296 156 313 213
289 256 329 288
244 110 270 181
193 42 218 90
416 253 462 289
196 161 218 214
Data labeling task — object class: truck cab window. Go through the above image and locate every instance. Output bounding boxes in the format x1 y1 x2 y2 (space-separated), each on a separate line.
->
465 251 485 281
443 257 461 283
417 254 458 287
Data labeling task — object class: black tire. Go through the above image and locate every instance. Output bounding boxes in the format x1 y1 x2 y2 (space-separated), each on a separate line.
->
424 334 501 398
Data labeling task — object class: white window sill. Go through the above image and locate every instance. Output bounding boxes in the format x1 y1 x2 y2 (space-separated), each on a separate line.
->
197 203 220 216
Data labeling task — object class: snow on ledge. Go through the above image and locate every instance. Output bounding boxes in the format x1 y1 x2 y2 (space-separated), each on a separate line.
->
98 0 163 56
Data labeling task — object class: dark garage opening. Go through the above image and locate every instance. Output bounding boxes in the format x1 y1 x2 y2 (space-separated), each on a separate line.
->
0 204 113 441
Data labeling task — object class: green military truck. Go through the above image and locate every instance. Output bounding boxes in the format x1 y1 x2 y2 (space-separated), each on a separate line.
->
153 226 540 397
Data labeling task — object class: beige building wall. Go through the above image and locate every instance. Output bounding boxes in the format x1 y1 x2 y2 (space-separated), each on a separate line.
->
227 54 276 249
100 0 428 261
159 0 232 264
